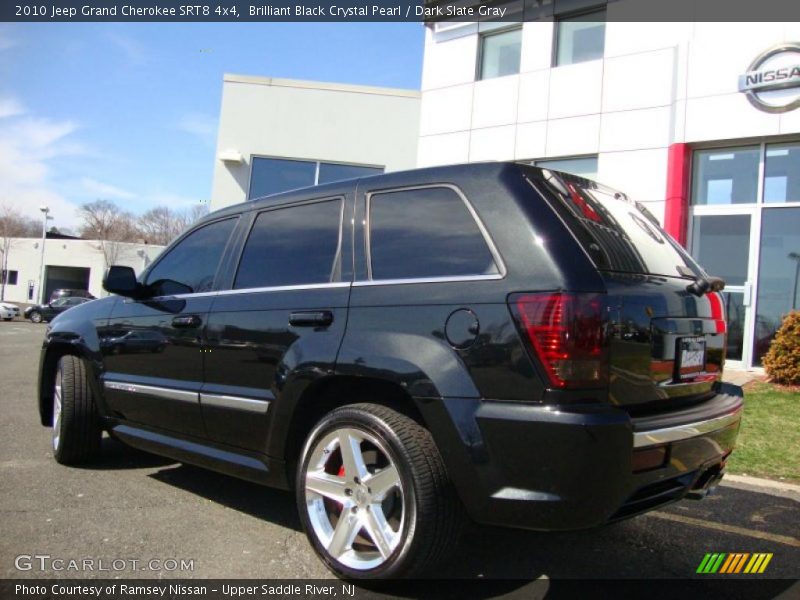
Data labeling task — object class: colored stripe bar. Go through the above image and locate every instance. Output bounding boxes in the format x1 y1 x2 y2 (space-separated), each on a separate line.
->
710 553 726 573
744 554 761 574
733 553 750 573
719 554 736 574
697 553 713 573
758 554 773 573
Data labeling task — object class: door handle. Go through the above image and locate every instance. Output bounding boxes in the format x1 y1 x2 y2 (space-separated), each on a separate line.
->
172 315 202 328
289 311 334 327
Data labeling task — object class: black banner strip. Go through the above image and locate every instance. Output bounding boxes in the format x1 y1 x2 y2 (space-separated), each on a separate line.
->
3 0 800 23
1 579 799 600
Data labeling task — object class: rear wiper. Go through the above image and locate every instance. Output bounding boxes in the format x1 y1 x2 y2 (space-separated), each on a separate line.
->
686 275 726 297
676 265 725 296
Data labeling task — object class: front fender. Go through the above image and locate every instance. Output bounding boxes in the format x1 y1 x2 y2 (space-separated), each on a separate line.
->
38 297 117 426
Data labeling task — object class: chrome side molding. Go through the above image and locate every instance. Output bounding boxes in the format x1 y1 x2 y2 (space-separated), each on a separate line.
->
200 393 270 414
104 381 270 414
104 381 198 404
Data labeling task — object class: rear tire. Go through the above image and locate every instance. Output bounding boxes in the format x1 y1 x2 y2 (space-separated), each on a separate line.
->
52 355 101 465
296 403 463 579
30 311 42 323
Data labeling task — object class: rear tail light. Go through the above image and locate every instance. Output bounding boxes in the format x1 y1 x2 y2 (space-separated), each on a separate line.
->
707 291 727 335
510 292 609 389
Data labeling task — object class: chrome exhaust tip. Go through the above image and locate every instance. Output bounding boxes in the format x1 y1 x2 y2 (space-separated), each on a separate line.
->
686 467 724 500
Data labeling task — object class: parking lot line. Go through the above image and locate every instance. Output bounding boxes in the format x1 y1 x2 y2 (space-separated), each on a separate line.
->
647 511 800 548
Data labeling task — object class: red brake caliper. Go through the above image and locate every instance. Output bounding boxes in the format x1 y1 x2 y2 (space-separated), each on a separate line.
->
336 465 346 511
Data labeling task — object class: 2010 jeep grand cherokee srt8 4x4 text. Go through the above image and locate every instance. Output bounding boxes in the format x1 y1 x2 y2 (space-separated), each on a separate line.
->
37 163 742 579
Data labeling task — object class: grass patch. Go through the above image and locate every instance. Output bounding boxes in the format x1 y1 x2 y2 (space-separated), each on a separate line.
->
726 382 800 483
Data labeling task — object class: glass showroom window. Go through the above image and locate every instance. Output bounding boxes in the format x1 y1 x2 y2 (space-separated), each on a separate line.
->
689 142 800 368
248 157 383 200
534 156 598 179
478 28 522 80
555 10 606 66
692 147 760 205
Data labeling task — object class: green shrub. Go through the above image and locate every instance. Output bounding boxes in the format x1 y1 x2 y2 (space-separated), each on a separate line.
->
763 310 800 385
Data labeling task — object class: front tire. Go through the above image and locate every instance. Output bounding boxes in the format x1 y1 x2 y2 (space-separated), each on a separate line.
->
296 403 463 579
52 355 101 465
29 311 42 323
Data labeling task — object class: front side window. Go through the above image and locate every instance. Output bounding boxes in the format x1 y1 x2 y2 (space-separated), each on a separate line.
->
234 200 343 289
146 218 237 295
368 187 499 281
555 10 606 66
479 28 522 80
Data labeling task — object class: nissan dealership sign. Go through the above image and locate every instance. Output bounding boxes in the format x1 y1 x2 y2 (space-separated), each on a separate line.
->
738 43 800 113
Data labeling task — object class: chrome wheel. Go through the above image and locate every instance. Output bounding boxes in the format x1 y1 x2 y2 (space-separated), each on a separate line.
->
30 312 42 323
304 426 404 571
52 367 62 451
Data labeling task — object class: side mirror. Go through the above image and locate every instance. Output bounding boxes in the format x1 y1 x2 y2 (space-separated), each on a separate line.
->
103 266 142 298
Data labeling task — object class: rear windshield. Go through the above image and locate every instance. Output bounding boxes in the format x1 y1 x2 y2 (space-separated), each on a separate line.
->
533 168 705 279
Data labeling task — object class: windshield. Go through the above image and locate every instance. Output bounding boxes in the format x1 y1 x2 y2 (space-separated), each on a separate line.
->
533 168 705 279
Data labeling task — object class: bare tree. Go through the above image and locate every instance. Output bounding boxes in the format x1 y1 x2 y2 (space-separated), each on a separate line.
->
175 204 210 234
0 203 39 301
138 206 182 246
78 200 140 268
138 204 209 245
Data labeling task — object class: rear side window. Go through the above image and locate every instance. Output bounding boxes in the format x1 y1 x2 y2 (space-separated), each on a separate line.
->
234 199 343 289
146 217 237 295
368 187 499 281
536 170 702 278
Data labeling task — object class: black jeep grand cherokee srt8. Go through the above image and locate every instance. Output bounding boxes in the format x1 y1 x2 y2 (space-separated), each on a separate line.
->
37 163 742 579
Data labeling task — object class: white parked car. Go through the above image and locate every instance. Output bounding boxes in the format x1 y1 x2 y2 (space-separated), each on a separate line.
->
0 302 21 321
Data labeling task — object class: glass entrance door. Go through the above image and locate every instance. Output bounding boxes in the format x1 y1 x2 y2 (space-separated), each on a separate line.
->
690 212 755 368
690 141 800 369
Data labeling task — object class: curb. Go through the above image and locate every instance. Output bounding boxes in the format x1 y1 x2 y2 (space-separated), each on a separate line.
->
721 474 800 501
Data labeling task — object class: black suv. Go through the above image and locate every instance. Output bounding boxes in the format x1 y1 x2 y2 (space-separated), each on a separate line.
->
37 163 743 579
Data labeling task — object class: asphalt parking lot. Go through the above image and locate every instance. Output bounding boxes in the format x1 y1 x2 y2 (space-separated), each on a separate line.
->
1 320 798 594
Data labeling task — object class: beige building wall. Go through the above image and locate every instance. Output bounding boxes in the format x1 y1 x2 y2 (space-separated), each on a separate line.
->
211 75 421 210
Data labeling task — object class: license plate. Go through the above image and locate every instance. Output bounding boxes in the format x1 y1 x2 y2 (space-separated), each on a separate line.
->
678 337 706 377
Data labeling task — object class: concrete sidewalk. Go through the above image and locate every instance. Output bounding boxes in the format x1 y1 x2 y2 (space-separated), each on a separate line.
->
721 474 800 502
723 369 766 386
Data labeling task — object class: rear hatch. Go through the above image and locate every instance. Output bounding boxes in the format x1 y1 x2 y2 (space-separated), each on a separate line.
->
533 168 726 414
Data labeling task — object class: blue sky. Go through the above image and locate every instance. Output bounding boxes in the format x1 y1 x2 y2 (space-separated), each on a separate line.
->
0 23 424 230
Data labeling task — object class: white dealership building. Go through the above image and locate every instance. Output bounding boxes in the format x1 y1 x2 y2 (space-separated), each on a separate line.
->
417 17 800 370
1 235 162 305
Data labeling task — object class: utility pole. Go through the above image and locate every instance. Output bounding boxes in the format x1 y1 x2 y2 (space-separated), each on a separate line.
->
38 206 50 304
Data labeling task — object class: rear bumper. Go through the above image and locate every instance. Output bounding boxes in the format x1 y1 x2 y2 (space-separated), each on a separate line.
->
416 383 743 531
